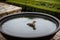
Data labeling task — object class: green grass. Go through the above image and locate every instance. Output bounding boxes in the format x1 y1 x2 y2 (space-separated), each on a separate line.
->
6 0 60 19
6 0 60 13
36 0 60 3
7 0 60 4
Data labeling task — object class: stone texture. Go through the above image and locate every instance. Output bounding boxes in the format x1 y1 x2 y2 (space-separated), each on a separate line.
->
0 2 22 17
51 31 60 40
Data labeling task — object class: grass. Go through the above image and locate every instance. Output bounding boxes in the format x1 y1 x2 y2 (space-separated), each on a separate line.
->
5 0 60 19
35 0 60 4
6 0 60 4
6 0 60 13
